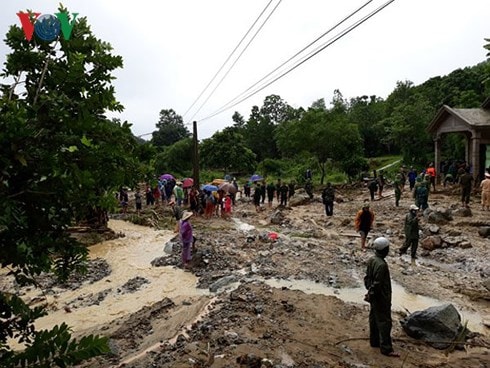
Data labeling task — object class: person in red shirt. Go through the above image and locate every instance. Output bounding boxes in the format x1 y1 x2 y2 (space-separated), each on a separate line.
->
223 194 232 219
426 163 436 192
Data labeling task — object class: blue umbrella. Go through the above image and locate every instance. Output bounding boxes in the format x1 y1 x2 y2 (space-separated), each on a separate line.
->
202 184 218 192
250 174 263 182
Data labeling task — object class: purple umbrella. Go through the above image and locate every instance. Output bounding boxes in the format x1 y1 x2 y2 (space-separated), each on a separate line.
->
160 173 174 181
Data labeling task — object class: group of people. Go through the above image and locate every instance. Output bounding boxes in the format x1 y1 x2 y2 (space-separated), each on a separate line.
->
249 179 296 211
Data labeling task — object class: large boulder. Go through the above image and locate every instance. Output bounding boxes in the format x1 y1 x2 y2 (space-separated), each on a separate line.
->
420 236 442 251
426 208 453 225
288 193 311 207
400 304 466 349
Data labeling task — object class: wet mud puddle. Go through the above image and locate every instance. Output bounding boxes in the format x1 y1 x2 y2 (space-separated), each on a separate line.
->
264 278 488 334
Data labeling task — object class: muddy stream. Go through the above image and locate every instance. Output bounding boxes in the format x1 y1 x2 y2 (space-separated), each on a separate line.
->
27 220 208 335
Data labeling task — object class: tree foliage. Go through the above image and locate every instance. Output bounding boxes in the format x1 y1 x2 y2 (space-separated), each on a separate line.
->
200 127 256 173
151 109 190 148
276 105 364 184
0 7 139 366
154 137 193 177
242 95 297 161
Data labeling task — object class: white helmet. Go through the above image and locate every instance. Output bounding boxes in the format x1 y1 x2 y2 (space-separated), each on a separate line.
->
373 237 390 251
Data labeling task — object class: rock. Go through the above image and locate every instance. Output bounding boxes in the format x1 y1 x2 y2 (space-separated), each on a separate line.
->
447 229 462 237
428 225 440 234
209 275 237 292
420 236 442 251
270 211 284 225
444 236 466 247
453 207 472 217
427 208 453 225
400 304 466 349
236 353 263 368
335 194 344 203
459 241 472 249
289 194 311 207
478 227 490 238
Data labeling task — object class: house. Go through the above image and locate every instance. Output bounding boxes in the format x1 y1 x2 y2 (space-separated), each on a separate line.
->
427 97 490 182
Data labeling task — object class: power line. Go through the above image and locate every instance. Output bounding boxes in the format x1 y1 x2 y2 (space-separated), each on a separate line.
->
187 0 282 124
198 0 395 123
182 0 278 120
199 0 373 120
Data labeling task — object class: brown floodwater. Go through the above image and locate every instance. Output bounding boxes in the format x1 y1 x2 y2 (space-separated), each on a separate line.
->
30 220 208 334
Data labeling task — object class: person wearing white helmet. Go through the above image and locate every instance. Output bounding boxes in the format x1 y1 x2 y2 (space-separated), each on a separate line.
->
399 204 420 264
364 237 400 357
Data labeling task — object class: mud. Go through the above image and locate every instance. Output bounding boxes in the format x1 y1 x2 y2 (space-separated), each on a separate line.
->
3 185 490 367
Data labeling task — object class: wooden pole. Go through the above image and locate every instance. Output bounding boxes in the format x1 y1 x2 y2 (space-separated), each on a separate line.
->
192 121 200 189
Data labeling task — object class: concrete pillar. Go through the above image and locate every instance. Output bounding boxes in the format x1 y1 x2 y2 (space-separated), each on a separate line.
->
434 136 441 184
470 134 480 185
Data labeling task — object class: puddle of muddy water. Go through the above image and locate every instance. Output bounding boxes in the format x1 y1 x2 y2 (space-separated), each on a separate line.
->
19 220 208 335
264 278 488 334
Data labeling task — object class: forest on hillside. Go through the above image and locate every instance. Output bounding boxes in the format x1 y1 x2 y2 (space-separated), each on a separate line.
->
149 60 490 183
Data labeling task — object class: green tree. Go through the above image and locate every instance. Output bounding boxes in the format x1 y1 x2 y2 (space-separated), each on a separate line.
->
151 109 190 148
243 95 295 161
154 137 193 177
387 94 435 165
231 111 245 129
347 95 386 157
276 107 364 184
200 127 256 173
0 8 139 366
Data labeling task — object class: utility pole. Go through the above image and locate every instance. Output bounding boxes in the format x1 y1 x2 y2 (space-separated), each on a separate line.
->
192 121 200 189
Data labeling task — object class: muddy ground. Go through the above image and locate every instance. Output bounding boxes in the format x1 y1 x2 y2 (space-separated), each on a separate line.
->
7 184 490 367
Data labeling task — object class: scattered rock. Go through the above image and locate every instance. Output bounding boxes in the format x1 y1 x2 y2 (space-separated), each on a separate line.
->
209 275 237 292
270 210 285 225
427 208 453 225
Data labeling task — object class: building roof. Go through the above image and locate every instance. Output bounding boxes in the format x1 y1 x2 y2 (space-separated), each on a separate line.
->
427 104 490 133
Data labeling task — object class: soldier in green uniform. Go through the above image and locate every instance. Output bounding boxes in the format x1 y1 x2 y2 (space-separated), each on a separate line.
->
364 237 400 357
413 177 428 210
399 204 420 265
393 174 402 207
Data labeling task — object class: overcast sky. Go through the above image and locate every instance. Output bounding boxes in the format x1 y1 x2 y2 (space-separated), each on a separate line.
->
1 0 489 140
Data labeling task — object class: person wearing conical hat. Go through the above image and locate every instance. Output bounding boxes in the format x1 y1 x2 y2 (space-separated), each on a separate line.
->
179 211 194 269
